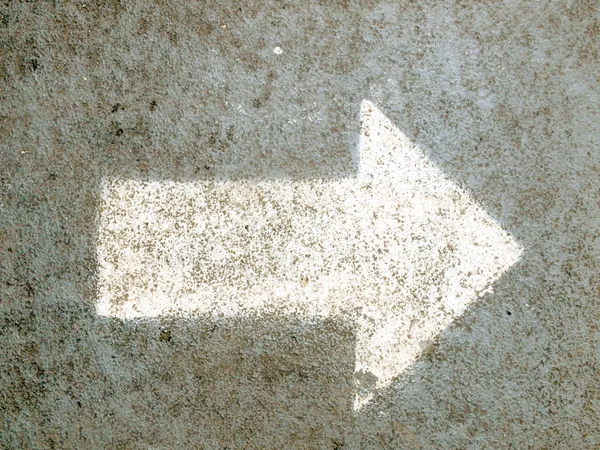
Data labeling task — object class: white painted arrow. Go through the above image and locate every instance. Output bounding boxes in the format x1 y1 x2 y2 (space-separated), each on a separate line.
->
96 100 522 408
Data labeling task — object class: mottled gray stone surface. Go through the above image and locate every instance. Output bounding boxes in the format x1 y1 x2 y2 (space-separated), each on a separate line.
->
1 1 599 448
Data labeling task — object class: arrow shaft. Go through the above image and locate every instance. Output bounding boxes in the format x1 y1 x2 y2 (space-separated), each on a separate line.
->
97 178 364 318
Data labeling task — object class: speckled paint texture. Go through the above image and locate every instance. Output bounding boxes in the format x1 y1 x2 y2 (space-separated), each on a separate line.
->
1 1 599 448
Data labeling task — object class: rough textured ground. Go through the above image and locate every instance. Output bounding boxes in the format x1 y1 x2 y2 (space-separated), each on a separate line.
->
1 0 599 448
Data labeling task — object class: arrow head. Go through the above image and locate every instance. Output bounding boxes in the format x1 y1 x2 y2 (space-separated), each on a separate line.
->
353 100 522 407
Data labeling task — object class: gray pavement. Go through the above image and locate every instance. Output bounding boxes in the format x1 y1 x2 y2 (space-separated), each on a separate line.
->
1 1 599 448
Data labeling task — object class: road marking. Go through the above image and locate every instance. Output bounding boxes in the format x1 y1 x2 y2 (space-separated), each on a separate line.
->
97 100 522 408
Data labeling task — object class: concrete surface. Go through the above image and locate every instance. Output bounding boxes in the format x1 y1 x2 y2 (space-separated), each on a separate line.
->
1 0 599 448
